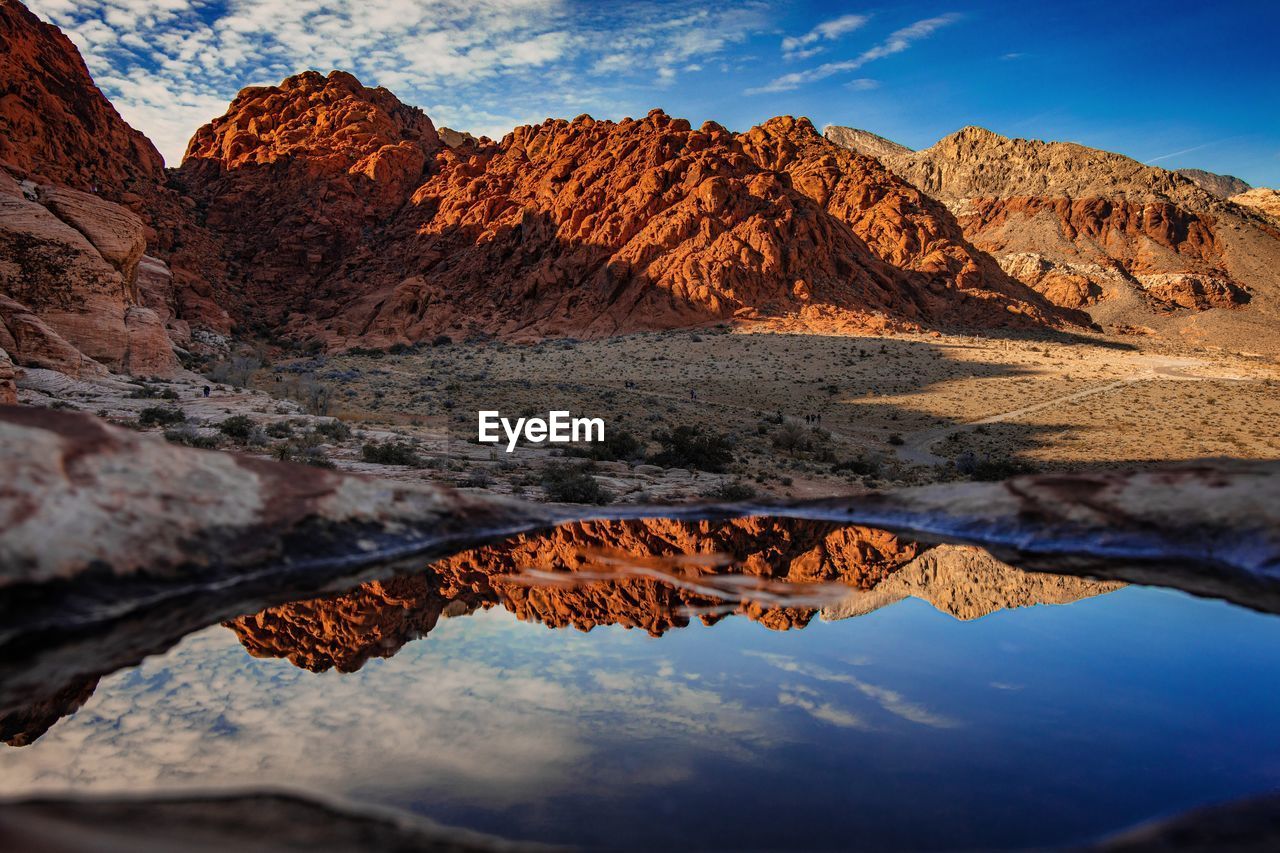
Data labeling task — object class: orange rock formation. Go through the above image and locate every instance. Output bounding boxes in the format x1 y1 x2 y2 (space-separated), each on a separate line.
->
227 517 920 671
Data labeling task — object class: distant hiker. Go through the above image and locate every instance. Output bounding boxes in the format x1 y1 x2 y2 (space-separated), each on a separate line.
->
202 385 211 397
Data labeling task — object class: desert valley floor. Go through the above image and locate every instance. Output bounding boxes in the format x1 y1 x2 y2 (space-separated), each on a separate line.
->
19 326 1280 504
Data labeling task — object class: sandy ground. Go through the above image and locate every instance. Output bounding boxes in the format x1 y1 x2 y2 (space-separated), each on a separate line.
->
15 324 1278 504
239 325 1280 500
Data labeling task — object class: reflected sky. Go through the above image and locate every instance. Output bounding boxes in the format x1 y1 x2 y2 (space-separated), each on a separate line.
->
3 583 1279 850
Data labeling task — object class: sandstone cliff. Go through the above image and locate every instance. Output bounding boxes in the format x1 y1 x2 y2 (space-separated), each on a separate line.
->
175 70 442 327
0 174 179 376
821 125 912 163
1231 188 1280 223
0 345 16 403
177 95 1081 347
0 0 165 197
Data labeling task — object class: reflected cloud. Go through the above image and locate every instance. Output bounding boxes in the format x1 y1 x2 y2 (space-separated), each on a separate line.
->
746 651 959 729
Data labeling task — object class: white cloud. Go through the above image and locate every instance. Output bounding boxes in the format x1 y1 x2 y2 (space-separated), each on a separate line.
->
25 0 770 165
745 651 960 729
0 613 779 799
781 12 869 60
748 13 961 95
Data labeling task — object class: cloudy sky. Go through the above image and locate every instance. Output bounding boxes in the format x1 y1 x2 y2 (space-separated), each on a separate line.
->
26 0 1280 185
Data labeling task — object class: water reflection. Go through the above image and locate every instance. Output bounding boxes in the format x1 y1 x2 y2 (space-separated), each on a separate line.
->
2 512 1279 850
3 518 1124 747
223 518 1122 676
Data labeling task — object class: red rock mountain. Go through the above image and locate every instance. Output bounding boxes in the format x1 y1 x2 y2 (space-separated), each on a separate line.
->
0 0 229 376
5 0 1277 359
177 84 1082 345
174 70 442 327
226 516 1117 674
0 0 164 198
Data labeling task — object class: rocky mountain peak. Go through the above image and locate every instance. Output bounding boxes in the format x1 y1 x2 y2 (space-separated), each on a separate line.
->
1177 168 1252 199
821 125 913 164
181 68 441 172
0 0 164 196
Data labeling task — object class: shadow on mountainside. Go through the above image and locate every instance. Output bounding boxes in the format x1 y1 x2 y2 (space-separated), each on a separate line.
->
171 151 1099 342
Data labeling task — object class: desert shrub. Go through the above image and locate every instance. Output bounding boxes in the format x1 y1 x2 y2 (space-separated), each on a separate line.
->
294 376 332 415
361 440 423 467
163 423 218 449
771 422 808 454
887 433 905 446
431 334 452 347
207 355 260 387
138 406 185 427
955 452 1036 482
772 423 833 459
701 480 757 501
217 414 255 442
455 468 494 488
540 462 612 504
265 420 294 439
273 440 336 468
565 428 644 462
128 383 178 400
832 455 881 477
314 418 352 441
388 342 414 355
648 425 733 472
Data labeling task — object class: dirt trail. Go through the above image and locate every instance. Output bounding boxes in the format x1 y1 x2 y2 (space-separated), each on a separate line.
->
896 356 1249 467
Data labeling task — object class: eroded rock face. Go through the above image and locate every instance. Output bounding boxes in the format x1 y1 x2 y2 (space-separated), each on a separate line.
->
122 305 180 377
0 0 165 196
820 125 913 164
1232 187 1280 222
964 196 1249 311
229 106 1082 347
35 185 148 286
0 178 178 373
824 124 1276 327
1176 168 1251 200
0 294 107 377
0 345 16 403
176 70 442 325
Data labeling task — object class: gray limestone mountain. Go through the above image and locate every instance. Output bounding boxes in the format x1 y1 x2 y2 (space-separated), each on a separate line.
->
821 124 912 163
1176 168 1251 199
824 123 1280 351
821 544 1124 622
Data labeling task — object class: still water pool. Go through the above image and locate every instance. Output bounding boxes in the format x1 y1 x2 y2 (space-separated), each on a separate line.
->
3 519 1279 850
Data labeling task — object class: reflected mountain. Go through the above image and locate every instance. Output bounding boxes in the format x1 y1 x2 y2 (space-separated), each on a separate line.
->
225 518 1117 674
0 675 98 747
4 517 1122 743
822 543 1125 622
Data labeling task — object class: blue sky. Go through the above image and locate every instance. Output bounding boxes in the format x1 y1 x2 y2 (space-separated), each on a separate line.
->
28 0 1280 186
